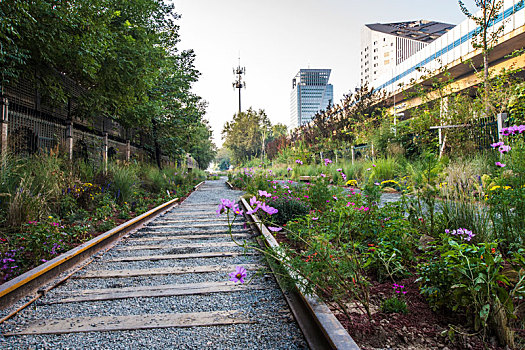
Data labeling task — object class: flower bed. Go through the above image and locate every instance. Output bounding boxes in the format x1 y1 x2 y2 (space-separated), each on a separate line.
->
0 154 205 283
225 128 525 349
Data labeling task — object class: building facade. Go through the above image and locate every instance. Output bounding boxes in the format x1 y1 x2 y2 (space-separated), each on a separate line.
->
289 69 333 129
360 20 454 87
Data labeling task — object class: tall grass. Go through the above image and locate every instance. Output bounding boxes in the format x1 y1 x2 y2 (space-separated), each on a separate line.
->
108 163 139 204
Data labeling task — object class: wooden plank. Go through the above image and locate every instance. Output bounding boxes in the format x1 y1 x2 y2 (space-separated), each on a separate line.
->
4 310 251 335
133 229 249 236
131 233 251 242
48 282 268 304
106 251 256 262
75 263 263 279
115 241 239 251
158 218 230 223
148 223 244 229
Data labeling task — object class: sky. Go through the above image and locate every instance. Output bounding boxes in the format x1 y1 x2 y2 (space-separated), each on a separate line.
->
172 0 477 147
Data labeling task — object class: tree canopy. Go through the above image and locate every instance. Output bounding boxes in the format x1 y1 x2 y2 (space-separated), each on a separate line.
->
0 0 215 167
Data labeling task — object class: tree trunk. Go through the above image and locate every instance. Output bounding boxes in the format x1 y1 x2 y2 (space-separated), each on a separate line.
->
151 118 162 169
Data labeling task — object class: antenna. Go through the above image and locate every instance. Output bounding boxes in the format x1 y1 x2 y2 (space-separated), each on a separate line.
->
232 56 246 115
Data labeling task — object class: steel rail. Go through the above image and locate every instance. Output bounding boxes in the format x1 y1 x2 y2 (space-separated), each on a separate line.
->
240 197 360 350
0 181 204 309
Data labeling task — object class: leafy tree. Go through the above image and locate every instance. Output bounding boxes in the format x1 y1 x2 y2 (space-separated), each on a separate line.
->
459 0 504 115
222 108 271 165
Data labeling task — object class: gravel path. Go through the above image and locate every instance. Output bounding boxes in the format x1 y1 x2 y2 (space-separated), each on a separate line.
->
0 179 308 349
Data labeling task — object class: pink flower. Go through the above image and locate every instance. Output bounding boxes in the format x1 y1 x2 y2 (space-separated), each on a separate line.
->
268 226 282 232
258 190 271 198
229 266 247 283
495 162 506 167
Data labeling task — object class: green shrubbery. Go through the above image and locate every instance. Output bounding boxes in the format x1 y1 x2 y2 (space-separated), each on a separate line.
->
0 152 204 283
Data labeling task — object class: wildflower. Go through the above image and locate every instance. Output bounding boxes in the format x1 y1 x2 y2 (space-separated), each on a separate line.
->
311 217 318 221
268 226 282 232
324 158 332 166
320 173 326 178
346 179 358 187
48 216 53 219
495 162 506 167
258 190 271 198
374 182 380 186
229 266 247 283
372 164 376 167
287 167 293 172
346 202 355 206
304 195 309 199
491 248 496 254
336 168 342 172
498 144 511 154
447 227 475 241
216 198 235 215
261 203 278 215
295 159 303 165
491 141 504 148
366 168 371 171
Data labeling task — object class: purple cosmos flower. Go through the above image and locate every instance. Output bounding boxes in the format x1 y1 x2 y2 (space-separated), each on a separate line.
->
311 217 318 221
249 196 258 207
295 159 303 165
229 266 247 283
495 162 506 167
287 167 293 172
324 158 332 166
320 173 326 178
336 168 342 172
261 203 278 215
258 190 271 198
268 226 282 232
491 141 504 148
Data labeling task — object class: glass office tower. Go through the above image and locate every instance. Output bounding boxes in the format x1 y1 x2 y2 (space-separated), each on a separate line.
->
290 69 333 130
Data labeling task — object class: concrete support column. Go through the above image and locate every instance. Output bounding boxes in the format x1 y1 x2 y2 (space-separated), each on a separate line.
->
65 122 73 160
103 133 108 173
1 96 8 155
126 140 131 162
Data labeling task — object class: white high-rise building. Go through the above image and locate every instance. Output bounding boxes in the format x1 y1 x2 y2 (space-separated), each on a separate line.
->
360 20 454 88
290 69 333 130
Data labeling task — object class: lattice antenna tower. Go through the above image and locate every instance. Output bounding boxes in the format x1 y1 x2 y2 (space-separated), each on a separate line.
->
232 57 246 114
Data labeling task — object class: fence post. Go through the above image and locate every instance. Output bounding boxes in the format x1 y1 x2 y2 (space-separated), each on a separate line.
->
351 145 355 165
126 140 131 161
103 133 108 173
371 143 375 159
0 95 8 155
497 113 506 142
65 122 73 160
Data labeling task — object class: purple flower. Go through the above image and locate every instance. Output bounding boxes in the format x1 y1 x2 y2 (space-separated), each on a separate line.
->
268 226 282 232
320 173 326 178
324 158 332 166
287 167 293 172
447 227 475 241
249 196 259 207
491 141 504 148
498 145 511 154
295 159 303 165
258 190 271 198
336 168 342 172
495 162 506 168
312 217 318 221
261 203 278 215
229 266 247 283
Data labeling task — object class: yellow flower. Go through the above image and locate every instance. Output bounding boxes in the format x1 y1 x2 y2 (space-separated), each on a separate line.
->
489 185 501 191
439 182 447 188
503 186 512 190
48 216 53 219
381 179 399 185
346 179 358 186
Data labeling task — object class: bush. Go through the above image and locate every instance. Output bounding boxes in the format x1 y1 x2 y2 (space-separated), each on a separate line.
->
266 196 310 226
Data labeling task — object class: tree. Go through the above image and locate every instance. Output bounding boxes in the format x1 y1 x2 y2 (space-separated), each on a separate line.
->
222 108 271 165
459 0 504 115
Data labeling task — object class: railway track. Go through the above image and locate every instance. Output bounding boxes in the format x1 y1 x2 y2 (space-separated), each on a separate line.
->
0 180 310 349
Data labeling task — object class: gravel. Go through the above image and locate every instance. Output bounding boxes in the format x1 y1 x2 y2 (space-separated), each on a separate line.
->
0 179 308 349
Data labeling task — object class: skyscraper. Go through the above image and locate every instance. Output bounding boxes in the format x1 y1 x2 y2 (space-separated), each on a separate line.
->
290 69 333 130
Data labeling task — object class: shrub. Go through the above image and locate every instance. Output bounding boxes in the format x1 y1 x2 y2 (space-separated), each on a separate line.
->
266 196 310 226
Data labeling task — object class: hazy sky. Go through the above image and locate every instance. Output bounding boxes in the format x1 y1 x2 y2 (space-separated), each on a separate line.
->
172 0 477 147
